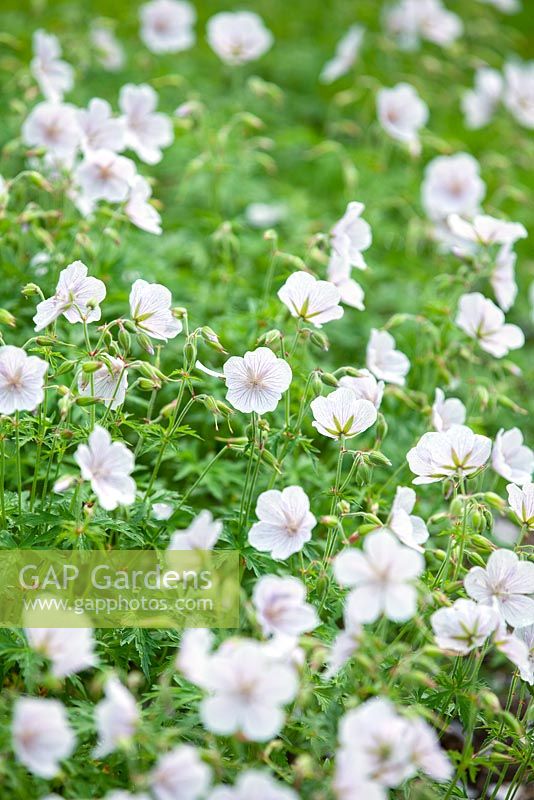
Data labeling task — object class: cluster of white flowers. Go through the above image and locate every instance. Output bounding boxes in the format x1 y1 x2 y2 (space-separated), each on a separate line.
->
462 61 534 130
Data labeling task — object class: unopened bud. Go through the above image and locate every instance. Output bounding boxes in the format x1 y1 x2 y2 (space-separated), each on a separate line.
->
118 329 131 353
320 515 339 527
310 331 329 351
82 360 103 374
482 492 506 512
137 334 154 356
321 372 339 388
0 309 16 327
76 396 99 407
366 450 392 467
21 283 40 297
257 328 282 346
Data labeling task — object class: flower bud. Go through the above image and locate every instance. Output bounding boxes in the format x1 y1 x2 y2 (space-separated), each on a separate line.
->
200 326 226 353
257 328 283 346
138 378 159 391
0 308 16 327
76 396 99 406
55 360 75 376
118 329 131 353
366 450 392 467
320 515 339 527
310 331 329 351
137 334 154 356
320 372 339 388
82 360 103 374
21 283 41 297
375 413 388 443
471 534 494 553
482 492 506 512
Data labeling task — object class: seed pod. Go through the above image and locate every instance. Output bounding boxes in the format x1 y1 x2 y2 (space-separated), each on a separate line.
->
320 515 339 527
76 396 99 406
55 360 75 376
0 308 16 327
471 534 494 553
375 413 388 443
118 329 131 353
366 450 392 467
137 334 154 356
310 331 329 351
321 372 339 388
482 492 506 512
138 378 158 391
82 360 103 374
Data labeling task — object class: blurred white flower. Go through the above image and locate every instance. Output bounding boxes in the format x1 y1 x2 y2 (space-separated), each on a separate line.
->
129 279 182 341
334 748 387 800
407 424 491 485
366 329 410 386
75 425 136 510
465 549 534 627
119 84 173 165
153 501 173 520
75 149 136 202
385 0 462 50
149 745 211 800
494 620 532 681
334 530 424 623
94 677 139 757
320 25 364 84
176 628 214 688
253 575 319 638
223 347 292 414
278 271 343 327
0 346 48 414
25 627 96 678
245 202 286 228
503 61 534 129
331 202 372 270
311 387 377 440
431 598 498 653
421 153 485 222
324 608 363 678
90 24 125 71
207 12 273 66
22 101 80 160
447 213 527 247
339 369 384 410
456 292 524 358
125 175 162 235
327 247 366 310
431 387 466 432
491 244 518 312
12 697 76 778
208 770 298 800
478 0 520 10
404 718 453 781
249 485 316 559
140 0 196 54
507 482 534 527
31 29 74 102
382 485 429 552
514 624 534 684
77 98 125 153
34 260 106 331
492 428 534 486
78 356 128 409
376 83 428 153
168 510 222 550
462 67 503 129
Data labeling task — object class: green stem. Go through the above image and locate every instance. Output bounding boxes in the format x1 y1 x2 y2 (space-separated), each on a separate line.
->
15 412 22 515
0 435 5 527
174 446 228 514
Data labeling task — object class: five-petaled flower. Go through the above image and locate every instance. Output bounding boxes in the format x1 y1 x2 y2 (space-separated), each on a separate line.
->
311 387 377 439
278 271 343 327
407 424 491 485
223 347 292 414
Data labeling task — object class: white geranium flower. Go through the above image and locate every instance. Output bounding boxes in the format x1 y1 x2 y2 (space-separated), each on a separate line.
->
334 748 387 800
176 629 214 688
75 149 136 202
311 387 377 440
0 346 48 414
327 244 366 310
324 607 363 678
492 429 534 486
74 425 136 510
494 621 532 683
129 279 182 341
320 25 364 84
461 67 503 129
245 202 286 228
334 530 424 623
503 61 534 129
77 98 125 154
90 25 125 71
421 153 486 222
331 202 372 270
385 0 462 50
431 388 466 432
79 356 128 409
153 501 173 520
149 745 211 800
514 625 534 684
25 627 96 678
22 101 80 160
31 29 74 102
94 677 139 757
119 84 173 165
491 244 518 312
507 482 534 527
200 639 297 741
223 348 292 414
207 12 273 66
249 485 316 559
278 271 343 327
407 424 491 485
404 718 453 782
376 83 428 153
12 697 76 778
339 370 384 409
125 176 162 235
33 260 107 331
447 213 527 247
168 510 222 550
208 770 298 800
140 0 196 54
456 292 524 358
465 549 534 627
382 486 429 552
366 329 410 386
431 598 499 653
253 575 319 638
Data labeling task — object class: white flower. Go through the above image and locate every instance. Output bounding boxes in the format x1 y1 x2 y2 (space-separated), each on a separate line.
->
385 0 462 50
382 486 429 552
404 718 453 782
33 260 106 331
140 0 196 54
119 84 173 165
491 244 518 312
494 620 532 681
223 348 292 414
421 153 486 222
431 388 466 432
200 639 297 741
253 575 319 638
431 598 499 653
75 149 136 202
324 607 363 678
79 356 128 409
12 697 76 778
464 549 534 627
125 176 162 235
149 745 211 800
94 677 139 757
456 292 524 358
278 271 343 327
176 629 214 688
31 30 74 102
168 510 222 550
447 213 527 247
507 482 534 527
514 625 534 684
334 530 424 623
0 346 48 414
478 0 520 11
77 98 125 153
320 25 364 84
249 485 316 559
334 748 387 800
207 12 273 66
327 247 366 310
208 770 298 800
366 329 410 386
25 627 96 678
311 387 377 440
129 279 182 341
245 202 286 228
90 24 125 71
339 370 384 410
153 502 173 520
503 61 534 129
376 83 428 153
492 429 534 486
22 101 80 160
74 425 136 510
462 67 503 129
331 202 372 270
407 424 491 485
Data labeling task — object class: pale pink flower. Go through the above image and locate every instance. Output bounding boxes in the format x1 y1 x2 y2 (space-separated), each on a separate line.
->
407 424 491 485
75 149 136 202
431 388 466 432
339 369 384 409
77 98 125 153
366 329 410 386
377 83 428 153
149 745 211 800
431 598 499 653
492 428 533 486
119 84 173 165
278 271 343 327
507 482 534 527
331 202 372 270
22 101 80 160
168 510 222 550
31 30 74 102
456 293 524 358
324 607 363 678
447 213 527 247
311 387 377 440
404 719 453 781
208 770 298 800
207 12 273 66
253 575 319 638
249 485 316 559
33 260 106 331
176 629 214 688
94 677 139 757
12 697 76 778
129 279 182 341
140 0 196 54
74 425 136 510
421 153 485 222
503 61 534 129
78 356 128 409
464 549 534 627
25 627 96 678
223 348 292 414
125 175 162 234
0 346 48 414
320 26 364 84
